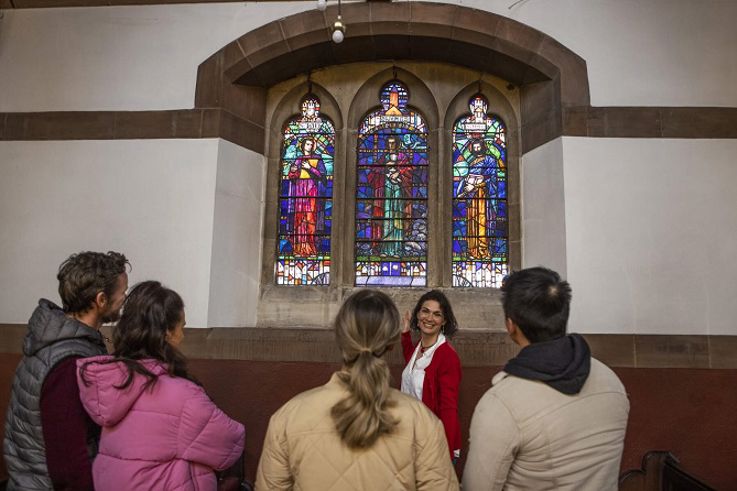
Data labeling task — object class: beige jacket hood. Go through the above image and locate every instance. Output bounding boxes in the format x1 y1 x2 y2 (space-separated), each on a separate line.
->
256 372 459 491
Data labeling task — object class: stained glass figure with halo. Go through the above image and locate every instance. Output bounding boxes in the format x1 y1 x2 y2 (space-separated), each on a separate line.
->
452 94 508 287
276 95 335 285
355 80 428 286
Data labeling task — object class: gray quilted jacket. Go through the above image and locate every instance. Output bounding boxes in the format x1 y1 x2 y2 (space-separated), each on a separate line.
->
3 299 107 490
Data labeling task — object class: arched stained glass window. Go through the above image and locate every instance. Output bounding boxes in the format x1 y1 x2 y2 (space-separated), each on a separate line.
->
452 94 508 287
355 81 428 286
276 95 335 285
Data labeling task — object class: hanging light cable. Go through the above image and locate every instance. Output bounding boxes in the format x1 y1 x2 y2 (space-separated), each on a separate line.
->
331 0 345 44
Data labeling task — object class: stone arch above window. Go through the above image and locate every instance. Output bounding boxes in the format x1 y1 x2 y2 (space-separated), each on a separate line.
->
195 2 589 156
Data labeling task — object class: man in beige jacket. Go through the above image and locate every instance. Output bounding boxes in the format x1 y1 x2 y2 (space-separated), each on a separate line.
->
463 267 629 491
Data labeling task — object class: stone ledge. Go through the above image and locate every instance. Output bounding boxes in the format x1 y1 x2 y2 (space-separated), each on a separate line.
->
1 324 735 369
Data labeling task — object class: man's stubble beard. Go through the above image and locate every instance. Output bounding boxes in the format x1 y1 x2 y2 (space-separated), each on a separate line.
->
101 308 121 324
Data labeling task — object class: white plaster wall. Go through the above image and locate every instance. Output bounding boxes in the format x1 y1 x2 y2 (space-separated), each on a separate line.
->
562 137 737 335
520 137 567 276
0 139 219 327
0 3 311 111
430 0 737 107
1 0 736 111
207 140 266 327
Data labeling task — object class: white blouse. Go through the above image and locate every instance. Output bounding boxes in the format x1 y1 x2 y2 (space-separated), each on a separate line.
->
401 334 447 401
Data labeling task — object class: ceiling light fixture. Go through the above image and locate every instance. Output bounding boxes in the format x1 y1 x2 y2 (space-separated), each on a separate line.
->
332 14 345 44
317 0 346 44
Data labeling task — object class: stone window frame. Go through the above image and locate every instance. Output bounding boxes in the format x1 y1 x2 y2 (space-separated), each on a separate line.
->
257 63 520 328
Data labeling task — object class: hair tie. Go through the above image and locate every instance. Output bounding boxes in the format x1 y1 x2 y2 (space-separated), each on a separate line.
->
372 347 388 358
345 346 387 365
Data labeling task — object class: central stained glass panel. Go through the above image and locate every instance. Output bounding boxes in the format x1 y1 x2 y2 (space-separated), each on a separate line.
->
355 81 428 286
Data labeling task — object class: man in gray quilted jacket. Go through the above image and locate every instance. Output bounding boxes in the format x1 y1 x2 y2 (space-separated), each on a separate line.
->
3 251 129 490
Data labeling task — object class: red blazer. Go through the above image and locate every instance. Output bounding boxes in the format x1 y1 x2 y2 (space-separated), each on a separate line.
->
401 331 462 457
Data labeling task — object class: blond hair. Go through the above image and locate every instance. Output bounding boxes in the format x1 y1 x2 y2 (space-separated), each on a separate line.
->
331 290 401 448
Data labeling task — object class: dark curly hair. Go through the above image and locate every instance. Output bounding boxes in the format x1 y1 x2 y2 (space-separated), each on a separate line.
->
57 251 129 314
409 290 459 338
80 281 195 391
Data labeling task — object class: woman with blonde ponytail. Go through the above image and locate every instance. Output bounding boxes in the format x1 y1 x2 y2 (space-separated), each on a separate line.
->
256 290 459 490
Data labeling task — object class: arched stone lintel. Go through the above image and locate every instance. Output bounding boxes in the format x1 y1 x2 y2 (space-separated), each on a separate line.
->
194 2 590 154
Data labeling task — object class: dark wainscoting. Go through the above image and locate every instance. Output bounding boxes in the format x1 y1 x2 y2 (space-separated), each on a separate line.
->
0 351 734 488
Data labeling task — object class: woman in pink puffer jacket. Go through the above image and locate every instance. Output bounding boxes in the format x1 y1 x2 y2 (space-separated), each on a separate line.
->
77 281 244 491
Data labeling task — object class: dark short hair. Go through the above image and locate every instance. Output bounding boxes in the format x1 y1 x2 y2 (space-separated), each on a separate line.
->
410 290 459 338
500 267 571 343
57 251 130 314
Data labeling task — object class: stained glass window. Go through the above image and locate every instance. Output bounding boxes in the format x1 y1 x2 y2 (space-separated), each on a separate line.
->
355 81 428 286
452 94 508 287
276 95 335 285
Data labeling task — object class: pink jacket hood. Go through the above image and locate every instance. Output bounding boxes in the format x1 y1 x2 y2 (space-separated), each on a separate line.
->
77 355 169 427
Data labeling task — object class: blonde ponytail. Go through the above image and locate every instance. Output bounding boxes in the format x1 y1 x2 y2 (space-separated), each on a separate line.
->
331 290 401 448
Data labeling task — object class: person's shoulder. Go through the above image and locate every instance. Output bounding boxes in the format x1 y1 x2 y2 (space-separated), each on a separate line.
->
158 373 205 398
587 357 627 394
435 340 460 361
390 389 451 442
472 374 521 423
390 387 439 423
140 374 217 421
439 339 458 354
282 383 332 409
483 370 537 407
590 356 618 375
269 374 343 423
431 342 461 375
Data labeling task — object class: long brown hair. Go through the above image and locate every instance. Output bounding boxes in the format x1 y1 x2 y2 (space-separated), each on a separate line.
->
331 290 401 449
80 281 194 390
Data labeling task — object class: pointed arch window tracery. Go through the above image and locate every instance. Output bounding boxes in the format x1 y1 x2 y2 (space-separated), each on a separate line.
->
270 77 515 292
276 95 335 285
451 94 508 287
355 81 429 286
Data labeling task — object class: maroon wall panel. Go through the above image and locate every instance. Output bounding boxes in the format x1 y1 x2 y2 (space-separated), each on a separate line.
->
188 361 737 488
188 360 342 481
615 368 737 489
0 355 734 488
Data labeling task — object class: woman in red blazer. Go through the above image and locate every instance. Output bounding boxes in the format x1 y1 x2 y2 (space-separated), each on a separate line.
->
401 290 462 461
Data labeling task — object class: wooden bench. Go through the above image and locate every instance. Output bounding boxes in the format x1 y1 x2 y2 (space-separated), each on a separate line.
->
619 451 715 491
